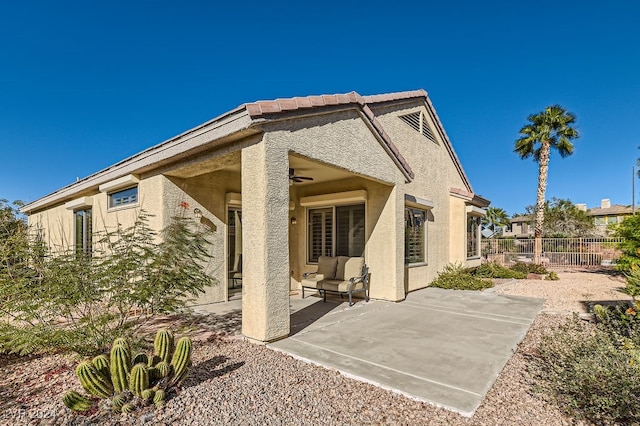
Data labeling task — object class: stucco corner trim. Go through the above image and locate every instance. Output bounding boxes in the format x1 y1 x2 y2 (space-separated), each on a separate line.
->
299 190 367 207
64 197 93 210
98 174 140 193
466 205 486 217
404 194 434 209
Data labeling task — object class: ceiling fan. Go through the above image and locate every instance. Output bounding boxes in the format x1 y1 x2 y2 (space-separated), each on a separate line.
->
288 168 314 183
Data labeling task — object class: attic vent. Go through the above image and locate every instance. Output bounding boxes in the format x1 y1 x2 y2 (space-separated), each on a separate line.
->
399 111 437 143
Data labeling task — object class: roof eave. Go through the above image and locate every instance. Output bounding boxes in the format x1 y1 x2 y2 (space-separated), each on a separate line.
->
21 108 253 214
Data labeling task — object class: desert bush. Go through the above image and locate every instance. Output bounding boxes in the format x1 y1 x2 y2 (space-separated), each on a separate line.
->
545 271 559 281
611 214 640 272
468 262 526 279
593 301 640 340
510 262 548 275
623 268 640 300
430 263 493 291
530 316 640 425
0 210 216 355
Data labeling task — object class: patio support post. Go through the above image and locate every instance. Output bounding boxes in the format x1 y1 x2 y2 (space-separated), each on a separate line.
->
367 185 405 301
240 141 290 342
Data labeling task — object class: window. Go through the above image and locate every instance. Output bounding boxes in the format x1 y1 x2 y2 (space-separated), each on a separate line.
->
467 214 480 258
75 208 92 255
405 207 427 264
307 204 365 263
109 186 138 208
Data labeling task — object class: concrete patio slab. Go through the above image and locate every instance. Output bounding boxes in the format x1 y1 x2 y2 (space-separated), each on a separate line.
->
269 287 544 416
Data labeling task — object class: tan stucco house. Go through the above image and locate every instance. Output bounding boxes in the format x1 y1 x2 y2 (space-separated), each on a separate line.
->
21 89 489 343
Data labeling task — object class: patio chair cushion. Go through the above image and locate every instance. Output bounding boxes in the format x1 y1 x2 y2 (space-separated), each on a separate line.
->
319 279 364 293
335 256 364 281
317 255 338 280
334 256 349 280
301 276 324 289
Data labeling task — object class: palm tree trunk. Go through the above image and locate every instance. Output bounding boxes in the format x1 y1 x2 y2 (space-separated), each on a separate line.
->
534 141 550 264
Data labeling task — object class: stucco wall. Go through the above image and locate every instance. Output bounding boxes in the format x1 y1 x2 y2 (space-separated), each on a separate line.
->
28 173 223 305
165 170 241 305
290 176 403 301
261 109 407 302
29 174 165 252
371 102 473 289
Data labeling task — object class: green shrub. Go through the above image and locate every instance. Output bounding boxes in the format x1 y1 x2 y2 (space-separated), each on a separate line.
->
530 317 640 424
593 301 640 339
510 262 548 275
545 271 559 281
0 210 216 355
624 268 640 300
469 262 526 279
430 263 493 291
611 214 640 272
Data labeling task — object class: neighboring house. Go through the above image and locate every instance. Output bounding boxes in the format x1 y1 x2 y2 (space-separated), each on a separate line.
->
501 215 534 238
21 89 489 343
582 199 634 236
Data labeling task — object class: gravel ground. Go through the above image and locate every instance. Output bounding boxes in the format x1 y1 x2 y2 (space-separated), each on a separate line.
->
0 271 622 425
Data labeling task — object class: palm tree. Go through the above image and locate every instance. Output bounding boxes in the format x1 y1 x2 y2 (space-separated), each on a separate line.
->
514 105 580 264
482 207 509 236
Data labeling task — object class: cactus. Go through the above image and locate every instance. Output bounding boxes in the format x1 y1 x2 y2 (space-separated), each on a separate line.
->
153 389 166 407
129 363 150 397
169 336 192 386
154 330 174 363
112 337 130 352
63 330 189 415
148 366 159 381
155 361 170 378
141 388 155 401
92 355 110 381
76 361 113 398
133 353 149 366
148 355 161 367
62 390 93 412
111 392 129 410
110 344 131 394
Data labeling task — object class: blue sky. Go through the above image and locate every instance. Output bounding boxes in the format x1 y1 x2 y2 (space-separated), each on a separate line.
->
1 1 638 216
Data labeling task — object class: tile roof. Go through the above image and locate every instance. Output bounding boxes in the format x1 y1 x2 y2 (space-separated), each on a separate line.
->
588 205 634 216
244 90 427 181
22 89 474 212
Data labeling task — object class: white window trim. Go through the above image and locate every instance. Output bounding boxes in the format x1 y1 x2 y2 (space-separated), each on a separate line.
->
300 190 367 207
99 174 139 193
65 197 93 210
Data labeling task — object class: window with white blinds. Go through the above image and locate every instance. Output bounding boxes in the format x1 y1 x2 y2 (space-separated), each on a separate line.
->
405 207 427 264
307 204 365 263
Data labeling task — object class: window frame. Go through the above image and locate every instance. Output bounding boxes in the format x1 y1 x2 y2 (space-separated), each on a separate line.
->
466 213 481 259
74 208 93 256
306 202 366 264
108 185 139 210
404 206 428 266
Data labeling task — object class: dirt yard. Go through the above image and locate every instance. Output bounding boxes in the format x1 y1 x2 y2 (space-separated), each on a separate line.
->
0 270 629 425
492 270 631 314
